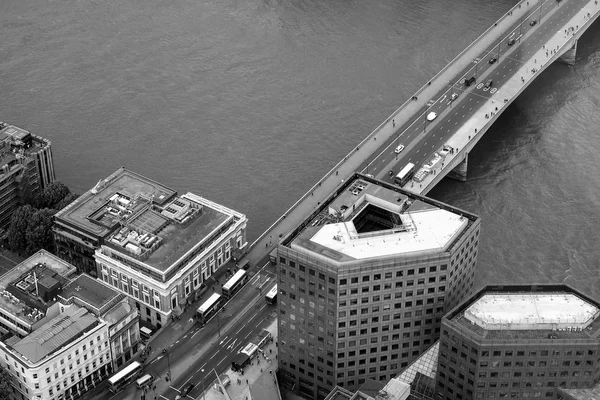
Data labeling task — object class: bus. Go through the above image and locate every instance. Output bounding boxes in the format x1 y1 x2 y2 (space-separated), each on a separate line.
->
394 163 415 187
265 284 278 305
197 293 222 324
222 269 247 299
108 361 143 393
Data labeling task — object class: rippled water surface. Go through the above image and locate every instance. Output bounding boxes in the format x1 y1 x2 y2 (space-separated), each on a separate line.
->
1 0 599 296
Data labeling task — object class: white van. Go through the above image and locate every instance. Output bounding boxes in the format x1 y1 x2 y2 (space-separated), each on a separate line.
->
136 373 153 389
140 326 153 340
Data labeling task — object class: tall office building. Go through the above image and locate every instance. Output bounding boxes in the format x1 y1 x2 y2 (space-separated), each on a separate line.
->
0 122 55 229
436 284 600 400
276 174 481 399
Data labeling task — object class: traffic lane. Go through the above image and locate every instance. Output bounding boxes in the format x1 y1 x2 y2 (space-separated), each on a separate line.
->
160 302 277 399
367 0 580 180
381 2 584 176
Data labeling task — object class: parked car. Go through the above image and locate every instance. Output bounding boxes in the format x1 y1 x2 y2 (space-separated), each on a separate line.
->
395 145 405 154
489 56 497 64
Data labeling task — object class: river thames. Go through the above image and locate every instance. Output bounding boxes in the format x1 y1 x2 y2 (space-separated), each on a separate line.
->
1 0 599 297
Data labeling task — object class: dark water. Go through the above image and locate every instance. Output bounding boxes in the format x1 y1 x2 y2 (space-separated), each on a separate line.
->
1 0 599 297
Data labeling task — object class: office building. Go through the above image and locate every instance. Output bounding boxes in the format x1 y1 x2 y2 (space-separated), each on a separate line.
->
277 174 480 399
0 250 76 338
0 304 110 400
436 284 600 400
53 168 248 295
58 274 140 371
56 168 249 327
325 378 411 400
0 121 55 229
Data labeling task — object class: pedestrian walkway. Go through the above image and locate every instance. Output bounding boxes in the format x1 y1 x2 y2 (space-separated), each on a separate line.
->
201 320 279 400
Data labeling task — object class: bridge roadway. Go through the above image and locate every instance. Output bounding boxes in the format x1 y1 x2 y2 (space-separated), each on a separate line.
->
243 0 600 269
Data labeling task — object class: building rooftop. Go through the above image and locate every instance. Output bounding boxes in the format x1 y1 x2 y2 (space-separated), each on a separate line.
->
0 123 50 174
101 192 233 273
59 274 122 315
286 175 475 263
325 379 410 400
446 285 600 341
0 251 76 327
465 293 600 330
10 305 99 365
559 380 600 400
54 168 177 237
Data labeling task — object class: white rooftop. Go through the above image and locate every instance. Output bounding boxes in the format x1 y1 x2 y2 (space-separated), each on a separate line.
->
309 208 467 260
465 293 600 331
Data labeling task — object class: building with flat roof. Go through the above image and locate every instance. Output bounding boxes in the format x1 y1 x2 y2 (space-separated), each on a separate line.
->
0 251 76 337
57 168 249 327
58 274 140 371
277 174 480 399
0 304 110 400
0 121 55 229
53 168 179 276
436 284 600 400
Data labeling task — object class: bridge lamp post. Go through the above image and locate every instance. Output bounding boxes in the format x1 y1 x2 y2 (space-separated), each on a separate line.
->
519 20 524 42
162 349 171 382
201 368 206 400
473 59 479 79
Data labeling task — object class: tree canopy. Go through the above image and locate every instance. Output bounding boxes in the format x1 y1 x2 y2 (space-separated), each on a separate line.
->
0 365 12 399
7 181 79 256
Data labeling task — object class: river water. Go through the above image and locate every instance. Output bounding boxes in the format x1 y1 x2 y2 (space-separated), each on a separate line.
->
1 0 599 297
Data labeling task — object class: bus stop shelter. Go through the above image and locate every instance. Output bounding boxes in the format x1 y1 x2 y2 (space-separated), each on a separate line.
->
231 353 251 372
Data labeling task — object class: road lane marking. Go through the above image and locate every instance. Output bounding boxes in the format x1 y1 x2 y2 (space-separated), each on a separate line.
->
210 351 219 360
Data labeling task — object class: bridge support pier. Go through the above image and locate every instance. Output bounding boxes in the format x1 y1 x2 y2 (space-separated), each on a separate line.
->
560 39 577 65
447 153 468 182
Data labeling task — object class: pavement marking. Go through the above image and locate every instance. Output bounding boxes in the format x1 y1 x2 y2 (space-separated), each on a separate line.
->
197 363 207 373
182 374 194 386
209 351 219 360
170 386 179 391
228 338 238 350
191 328 202 339
218 356 228 366
160 396 169 400
219 336 229 345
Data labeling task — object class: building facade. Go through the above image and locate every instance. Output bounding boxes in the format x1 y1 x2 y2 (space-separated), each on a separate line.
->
436 284 600 400
0 122 55 229
58 274 140 371
55 168 249 327
0 305 110 400
277 174 480 400
53 168 248 287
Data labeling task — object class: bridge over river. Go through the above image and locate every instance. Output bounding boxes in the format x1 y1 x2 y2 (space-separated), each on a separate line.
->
242 0 600 268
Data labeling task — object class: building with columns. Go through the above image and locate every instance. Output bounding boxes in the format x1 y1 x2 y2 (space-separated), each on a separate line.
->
58 274 140 371
0 305 110 400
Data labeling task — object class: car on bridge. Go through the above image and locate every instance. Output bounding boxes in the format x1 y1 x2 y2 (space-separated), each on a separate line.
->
530 19 537 26
489 56 497 64
426 112 437 121
450 93 459 101
395 145 405 154
485 79 493 88
508 38 516 46
465 77 476 86
426 99 435 108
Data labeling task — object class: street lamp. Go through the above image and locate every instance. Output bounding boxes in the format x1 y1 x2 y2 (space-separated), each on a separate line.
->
201 369 206 400
162 349 171 382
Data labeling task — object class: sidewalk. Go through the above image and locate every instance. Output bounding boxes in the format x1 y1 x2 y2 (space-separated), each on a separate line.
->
410 0 600 195
244 0 543 266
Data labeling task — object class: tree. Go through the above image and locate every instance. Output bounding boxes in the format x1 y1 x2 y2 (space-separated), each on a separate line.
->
25 208 55 254
0 365 12 399
53 192 80 211
7 205 35 253
41 181 71 208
